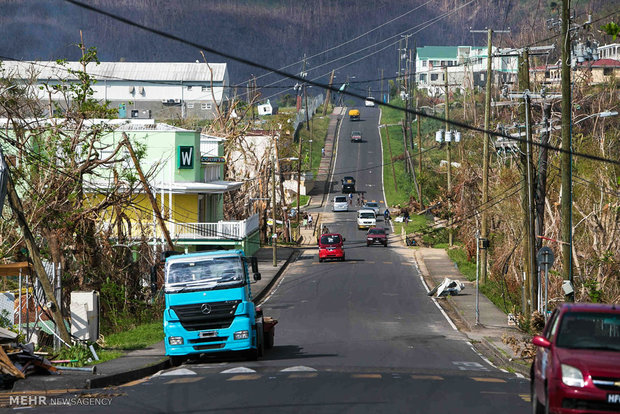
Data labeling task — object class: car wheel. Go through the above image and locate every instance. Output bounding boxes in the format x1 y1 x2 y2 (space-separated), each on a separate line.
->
366 243 370 247
384 243 388 247
319 258 323 263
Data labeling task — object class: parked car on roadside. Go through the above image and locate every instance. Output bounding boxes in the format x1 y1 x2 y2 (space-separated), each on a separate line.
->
318 233 345 262
530 303 620 414
366 227 387 247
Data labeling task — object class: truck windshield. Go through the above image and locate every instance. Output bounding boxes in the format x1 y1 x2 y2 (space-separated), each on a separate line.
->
165 256 245 291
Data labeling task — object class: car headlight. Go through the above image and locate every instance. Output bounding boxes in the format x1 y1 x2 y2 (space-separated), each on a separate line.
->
234 330 249 340
168 336 184 345
561 364 585 387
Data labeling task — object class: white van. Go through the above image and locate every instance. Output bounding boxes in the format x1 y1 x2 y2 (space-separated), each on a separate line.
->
332 196 349 212
357 209 377 229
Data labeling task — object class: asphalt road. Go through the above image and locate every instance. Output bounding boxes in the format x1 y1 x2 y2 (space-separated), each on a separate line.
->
33 107 530 413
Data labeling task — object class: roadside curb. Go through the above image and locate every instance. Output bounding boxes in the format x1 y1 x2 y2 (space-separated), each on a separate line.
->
253 248 297 304
86 357 170 389
471 338 530 377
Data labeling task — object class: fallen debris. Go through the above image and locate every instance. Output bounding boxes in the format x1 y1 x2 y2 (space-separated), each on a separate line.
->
427 278 465 297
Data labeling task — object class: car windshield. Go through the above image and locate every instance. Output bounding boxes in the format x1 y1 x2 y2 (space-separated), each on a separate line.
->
320 235 341 245
343 177 355 183
335 196 347 202
366 203 379 208
555 311 620 351
165 256 245 291
368 228 385 235
352 131 361 136
360 212 375 219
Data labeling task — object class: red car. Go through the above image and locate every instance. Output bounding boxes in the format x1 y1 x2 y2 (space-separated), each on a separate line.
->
366 227 387 247
318 233 345 262
531 303 620 414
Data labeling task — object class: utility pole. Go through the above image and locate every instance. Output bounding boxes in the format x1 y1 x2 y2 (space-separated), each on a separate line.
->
517 51 536 315
380 68 384 104
296 130 302 228
302 54 310 131
271 156 277 267
536 104 552 253
560 0 573 300
416 97 423 208
470 27 510 283
2 150 72 345
323 69 335 116
123 133 174 251
445 66 453 247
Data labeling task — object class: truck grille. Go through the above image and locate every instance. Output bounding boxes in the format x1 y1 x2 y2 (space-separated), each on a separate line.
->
171 300 241 331
193 344 225 351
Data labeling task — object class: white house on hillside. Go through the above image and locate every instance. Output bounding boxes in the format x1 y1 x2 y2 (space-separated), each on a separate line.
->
0 61 229 120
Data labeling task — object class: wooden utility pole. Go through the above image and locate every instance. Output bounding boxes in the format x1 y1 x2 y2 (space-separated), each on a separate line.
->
416 97 423 208
1 151 72 345
322 69 335 116
122 133 174 251
384 126 398 192
271 156 277 267
296 130 302 227
445 66 453 247
470 27 510 283
560 0 573 300
535 104 552 252
517 52 535 315
380 68 384 103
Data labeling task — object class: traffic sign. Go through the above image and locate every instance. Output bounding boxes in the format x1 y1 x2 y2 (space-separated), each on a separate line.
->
537 247 555 267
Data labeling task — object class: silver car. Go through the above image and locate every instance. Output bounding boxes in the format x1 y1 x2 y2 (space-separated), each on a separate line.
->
332 196 349 212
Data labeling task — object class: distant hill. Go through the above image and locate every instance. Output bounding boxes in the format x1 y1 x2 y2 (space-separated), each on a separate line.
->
0 0 614 101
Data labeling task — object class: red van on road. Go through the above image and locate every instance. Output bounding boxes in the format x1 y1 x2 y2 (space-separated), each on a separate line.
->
318 233 345 262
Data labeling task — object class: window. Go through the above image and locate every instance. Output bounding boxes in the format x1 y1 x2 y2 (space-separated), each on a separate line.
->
419 74 427 82
201 86 208 92
603 67 612 76
187 103 194 109
480 73 485 81
131 109 139 118
422 61 427 67
187 86 193 91
430 74 438 81
201 103 208 110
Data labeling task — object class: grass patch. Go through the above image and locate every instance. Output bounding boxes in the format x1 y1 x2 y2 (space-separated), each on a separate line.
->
298 105 332 179
289 195 310 208
103 321 164 351
446 246 476 281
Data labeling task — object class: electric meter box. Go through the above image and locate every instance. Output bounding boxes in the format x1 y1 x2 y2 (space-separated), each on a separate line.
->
70 291 100 341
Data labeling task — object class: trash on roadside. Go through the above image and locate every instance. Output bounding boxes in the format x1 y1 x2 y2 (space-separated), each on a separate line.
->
0 340 61 389
427 278 465 297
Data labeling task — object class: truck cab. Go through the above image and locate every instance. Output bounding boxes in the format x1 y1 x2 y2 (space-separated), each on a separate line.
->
163 250 269 365
348 109 360 121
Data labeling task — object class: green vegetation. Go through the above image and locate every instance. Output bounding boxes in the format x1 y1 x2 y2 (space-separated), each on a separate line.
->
290 195 310 208
298 104 332 178
103 321 164 351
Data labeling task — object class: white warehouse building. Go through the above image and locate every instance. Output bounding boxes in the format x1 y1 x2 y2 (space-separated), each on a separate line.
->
0 61 229 120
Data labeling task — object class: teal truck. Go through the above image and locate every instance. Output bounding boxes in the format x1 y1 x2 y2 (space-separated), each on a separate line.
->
163 250 276 365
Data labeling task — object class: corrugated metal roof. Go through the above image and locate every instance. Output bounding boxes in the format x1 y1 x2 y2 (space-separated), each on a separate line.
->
1 61 227 82
417 47 459 60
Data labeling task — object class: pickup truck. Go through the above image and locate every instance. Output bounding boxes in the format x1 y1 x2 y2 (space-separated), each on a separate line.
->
163 250 276 365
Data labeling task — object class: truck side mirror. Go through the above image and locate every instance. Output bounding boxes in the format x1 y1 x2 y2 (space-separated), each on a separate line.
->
253 272 262 281
250 256 259 274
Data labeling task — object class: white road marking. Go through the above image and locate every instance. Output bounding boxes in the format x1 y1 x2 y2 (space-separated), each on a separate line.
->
160 368 198 376
280 366 317 372
220 367 257 374
466 341 502 371
452 361 490 371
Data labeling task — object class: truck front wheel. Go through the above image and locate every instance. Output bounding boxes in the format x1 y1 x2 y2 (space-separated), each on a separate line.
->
170 355 186 367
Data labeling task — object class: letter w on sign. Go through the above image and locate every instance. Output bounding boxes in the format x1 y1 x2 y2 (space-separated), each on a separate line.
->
178 146 194 169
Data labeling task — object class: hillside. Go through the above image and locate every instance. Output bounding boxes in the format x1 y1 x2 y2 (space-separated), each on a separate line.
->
0 0 615 98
